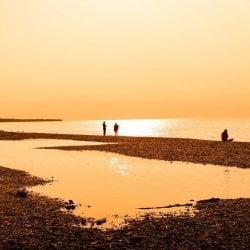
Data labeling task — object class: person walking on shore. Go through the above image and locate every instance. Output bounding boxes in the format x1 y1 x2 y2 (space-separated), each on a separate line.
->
114 123 119 136
103 121 107 136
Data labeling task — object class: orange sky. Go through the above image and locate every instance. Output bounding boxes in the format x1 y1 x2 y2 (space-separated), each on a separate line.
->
1 0 249 120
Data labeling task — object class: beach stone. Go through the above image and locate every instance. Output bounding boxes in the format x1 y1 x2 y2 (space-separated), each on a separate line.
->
16 188 27 198
65 200 76 210
95 218 107 225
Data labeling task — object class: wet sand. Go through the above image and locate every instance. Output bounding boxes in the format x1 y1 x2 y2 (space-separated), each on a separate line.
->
0 130 249 248
0 130 249 168
0 165 249 249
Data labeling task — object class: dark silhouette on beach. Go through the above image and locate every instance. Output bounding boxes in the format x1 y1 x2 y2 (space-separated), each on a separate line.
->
221 129 228 141
114 123 119 136
103 121 107 136
221 129 233 142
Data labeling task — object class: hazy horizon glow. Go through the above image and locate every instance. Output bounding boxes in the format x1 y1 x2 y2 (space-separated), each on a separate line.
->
1 0 250 119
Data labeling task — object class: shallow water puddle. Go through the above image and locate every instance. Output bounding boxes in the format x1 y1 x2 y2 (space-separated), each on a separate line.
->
0 139 249 227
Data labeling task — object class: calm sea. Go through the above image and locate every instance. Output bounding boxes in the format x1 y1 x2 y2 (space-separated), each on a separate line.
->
0 118 249 142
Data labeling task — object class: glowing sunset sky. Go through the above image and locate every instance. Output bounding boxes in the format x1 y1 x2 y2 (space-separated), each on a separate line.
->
1 0 249 119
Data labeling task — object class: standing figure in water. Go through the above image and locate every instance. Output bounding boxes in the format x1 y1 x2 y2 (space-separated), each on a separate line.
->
114 123 119 136
103 121 107 136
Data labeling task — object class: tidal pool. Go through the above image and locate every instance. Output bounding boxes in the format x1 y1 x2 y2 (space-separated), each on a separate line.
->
0 139 249 227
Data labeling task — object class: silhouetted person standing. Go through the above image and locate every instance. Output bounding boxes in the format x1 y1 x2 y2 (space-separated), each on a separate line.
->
114 123 119 136
103 121 107 136
221 129 228 141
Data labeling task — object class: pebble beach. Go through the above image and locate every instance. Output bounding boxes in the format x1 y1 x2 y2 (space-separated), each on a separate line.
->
0 130 249 249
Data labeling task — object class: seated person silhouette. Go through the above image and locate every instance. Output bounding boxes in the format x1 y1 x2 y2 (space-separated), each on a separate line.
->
221 129 233 142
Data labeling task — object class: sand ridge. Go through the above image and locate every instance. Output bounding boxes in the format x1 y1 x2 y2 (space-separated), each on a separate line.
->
1 130 248 168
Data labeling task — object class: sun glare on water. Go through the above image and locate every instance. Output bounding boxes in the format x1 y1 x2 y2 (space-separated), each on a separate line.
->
111 119 176 137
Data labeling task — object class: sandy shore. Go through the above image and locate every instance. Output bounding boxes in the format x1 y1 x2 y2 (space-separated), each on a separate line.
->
0 130 249 168
0 165 249 249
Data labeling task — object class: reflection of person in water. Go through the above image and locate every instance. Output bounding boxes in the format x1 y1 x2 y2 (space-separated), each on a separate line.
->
114 123 119 136
103 121 107 136
221 129 228 141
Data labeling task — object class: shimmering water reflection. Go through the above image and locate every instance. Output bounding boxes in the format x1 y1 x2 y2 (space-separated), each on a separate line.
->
1 118 250 141
0 139 249 226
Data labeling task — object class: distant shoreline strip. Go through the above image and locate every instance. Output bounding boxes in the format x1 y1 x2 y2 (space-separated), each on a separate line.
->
0 119 62 122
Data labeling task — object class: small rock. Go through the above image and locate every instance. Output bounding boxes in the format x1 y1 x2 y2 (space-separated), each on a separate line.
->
95 218 107 225
65 200 76 210
16 188 27 198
